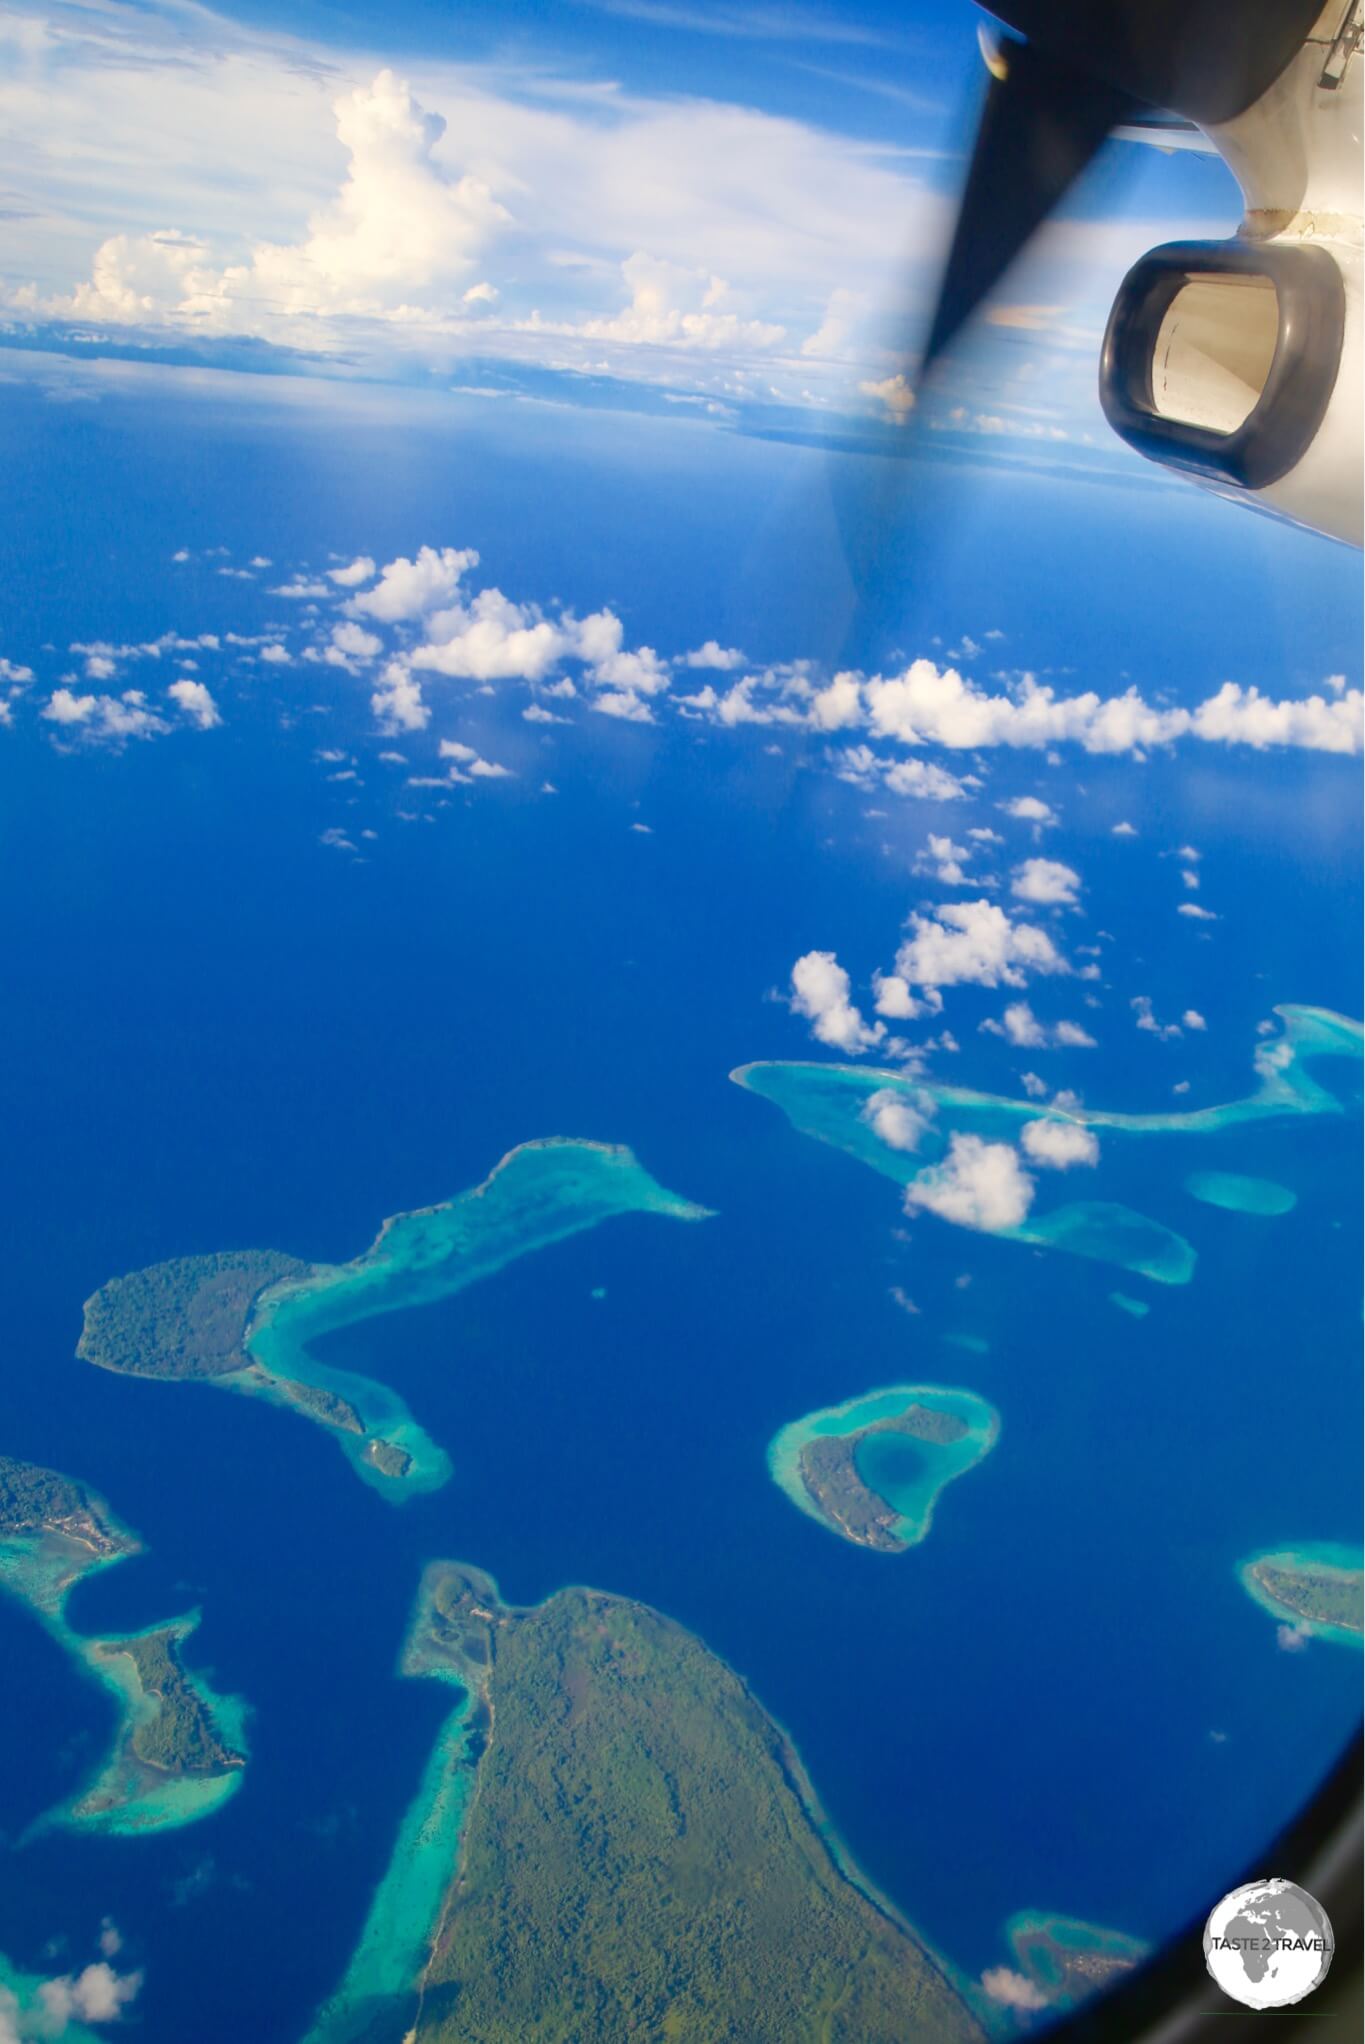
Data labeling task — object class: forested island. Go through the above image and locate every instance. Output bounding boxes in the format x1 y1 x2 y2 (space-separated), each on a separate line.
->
0 1451 247 1833
78 1249 314 1379
92 1624 245 1777
0 1453 135 1566
800 1404 970 1552
308 1564 985 2044
418 1577 983 2042
769 1387 999 1553
1240 1546 1364 1644
77 1247 420 1489
77 1142 710 1503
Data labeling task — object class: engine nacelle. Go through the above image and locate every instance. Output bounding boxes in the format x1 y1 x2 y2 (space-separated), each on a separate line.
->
1098 2 1362 547
1099 235 1358 541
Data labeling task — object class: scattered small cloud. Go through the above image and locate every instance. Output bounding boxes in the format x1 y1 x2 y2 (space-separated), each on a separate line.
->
681 640 745 670
328 556 377 588
1011 856 1080 907
1000 795 1055 825
1132 995 1182 1041
915 833 975 885
980 1000 1094 1049
439 738 513 781
167 678 221 729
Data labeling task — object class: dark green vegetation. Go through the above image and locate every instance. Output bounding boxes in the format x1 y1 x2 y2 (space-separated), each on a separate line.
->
78 1249 313 1379
285 1381 364 1434
415 1584 983 2043
1252 1560 1363 1635
0 1453 127 1557
99 1629 245 1776
799 1407 967 1553
364 1438 414 1480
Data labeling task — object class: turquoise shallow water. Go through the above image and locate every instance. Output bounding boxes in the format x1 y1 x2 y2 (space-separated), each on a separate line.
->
1005 1912 1149 2006
733 1006 1362 1284
0 1953 101 2041
240 1140 711 1501
768 1385 1000 1549
1238 1543 1364 1650
301 1688 480 2044
0 1531 245 1838
1186 1172 1297 1216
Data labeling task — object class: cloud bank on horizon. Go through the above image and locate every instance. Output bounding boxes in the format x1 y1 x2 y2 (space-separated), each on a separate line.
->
0 0 1237 438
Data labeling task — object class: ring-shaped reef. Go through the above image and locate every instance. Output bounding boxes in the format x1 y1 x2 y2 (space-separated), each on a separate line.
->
1238 1544 1363 1648
78 1139 712 1504
769 1385 1000 1552
1001 1912 1149 2011
734 1006 1362 1283
0 1455 246 1836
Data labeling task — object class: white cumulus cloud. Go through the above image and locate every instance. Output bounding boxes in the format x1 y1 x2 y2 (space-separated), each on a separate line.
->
861 1086 932 1152
980 1966 1049 2011
348 544 479 622
167 678 221 728
327 556 376 587
789 950 885 1054
1011 856 1080 906
48 72 510 341
904 1133 1034 1232
1020 1117 1100 1168
890 899 1067 995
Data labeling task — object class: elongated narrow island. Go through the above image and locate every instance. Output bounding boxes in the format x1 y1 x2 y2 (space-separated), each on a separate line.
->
734 1006 1362 1281
79 1140 712 1502
306 1562 986 2044
769 1386 999 1552
0 1454 246 1834
1239 1545 1364 1646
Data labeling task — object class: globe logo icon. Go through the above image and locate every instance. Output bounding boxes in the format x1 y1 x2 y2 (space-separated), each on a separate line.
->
1204 1879 1334 2009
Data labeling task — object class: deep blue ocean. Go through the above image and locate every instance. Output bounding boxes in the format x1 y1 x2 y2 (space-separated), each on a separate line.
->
0 361 1359 2037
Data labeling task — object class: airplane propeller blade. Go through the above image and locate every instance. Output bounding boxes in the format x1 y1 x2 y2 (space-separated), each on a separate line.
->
921 36 1131 374
918 0 1330 378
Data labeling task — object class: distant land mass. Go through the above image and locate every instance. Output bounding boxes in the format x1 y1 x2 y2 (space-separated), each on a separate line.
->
306 1562 985 2044
0 1453 246 1833
769 1387 999 1553
78 1140 711 1504
1239 1545 1364 1646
